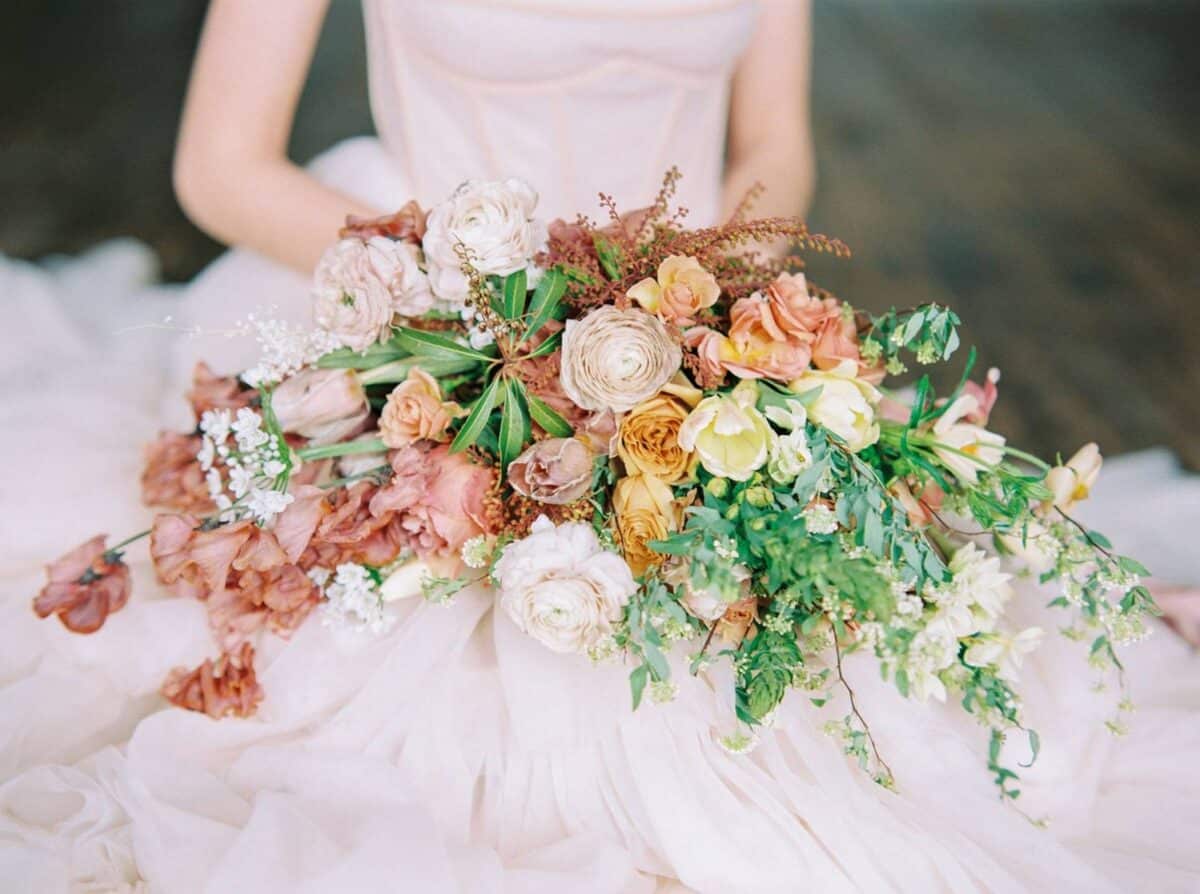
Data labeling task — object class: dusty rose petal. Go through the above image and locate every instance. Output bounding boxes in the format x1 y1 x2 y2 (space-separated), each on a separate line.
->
141 431 214 513
34 536 132 634
339 201 427 244
187 362 257 422
273 485 330 563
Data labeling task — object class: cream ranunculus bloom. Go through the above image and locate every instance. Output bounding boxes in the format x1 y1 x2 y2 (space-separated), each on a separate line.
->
930 393 1006 485
627 255 721 326
612 473 682 576
422 178 548 308
677 380 773 481
559 306 682 413
494 516 637 654
1041 442 1102 514
617 374 703 484
788 362 881 453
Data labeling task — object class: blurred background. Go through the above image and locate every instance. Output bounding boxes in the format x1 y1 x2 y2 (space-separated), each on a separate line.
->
2 1 1197 465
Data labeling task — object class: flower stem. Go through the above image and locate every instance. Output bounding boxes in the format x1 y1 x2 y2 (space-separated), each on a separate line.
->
297 437 387 461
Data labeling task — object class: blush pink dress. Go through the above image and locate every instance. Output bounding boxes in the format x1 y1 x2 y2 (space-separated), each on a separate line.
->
1 2 1198 892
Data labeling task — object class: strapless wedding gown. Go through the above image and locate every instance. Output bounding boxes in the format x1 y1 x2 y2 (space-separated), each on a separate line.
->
2 2 1199 892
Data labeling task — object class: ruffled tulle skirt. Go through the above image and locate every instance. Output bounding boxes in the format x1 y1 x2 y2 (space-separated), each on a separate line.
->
2 138 1198 893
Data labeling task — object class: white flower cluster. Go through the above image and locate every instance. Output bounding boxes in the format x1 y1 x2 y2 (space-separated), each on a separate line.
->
240 314 343 388
764 400 813 484
315 563 395 634
198 407 294 524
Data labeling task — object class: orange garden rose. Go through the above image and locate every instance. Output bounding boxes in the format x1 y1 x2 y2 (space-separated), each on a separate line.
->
612 473 681 577
617 375 703 484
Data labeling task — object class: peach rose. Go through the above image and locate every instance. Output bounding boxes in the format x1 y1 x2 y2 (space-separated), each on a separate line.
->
508 437 594 505
812 314 884 384
617 375 703 484
379 367 461 449
758 272 839 341
685 299 812 385
627 255 721 327
613 473 681 577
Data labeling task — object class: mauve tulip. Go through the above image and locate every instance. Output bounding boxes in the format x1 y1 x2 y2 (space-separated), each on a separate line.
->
271 368 369 446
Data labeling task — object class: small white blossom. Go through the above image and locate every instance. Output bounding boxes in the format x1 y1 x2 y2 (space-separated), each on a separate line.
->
803 503 839 535
320 563 395 634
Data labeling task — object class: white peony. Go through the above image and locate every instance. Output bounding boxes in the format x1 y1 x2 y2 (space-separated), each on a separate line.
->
788 362 881 453
423 178 548 307
559 306 682 413
494 516 637 654
313 236 433 351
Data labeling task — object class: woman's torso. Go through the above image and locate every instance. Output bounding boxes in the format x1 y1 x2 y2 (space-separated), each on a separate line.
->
363 0 759 223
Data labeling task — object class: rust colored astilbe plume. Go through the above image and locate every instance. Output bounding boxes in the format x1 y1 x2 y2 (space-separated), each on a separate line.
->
161 642 264 719
540 168 851 318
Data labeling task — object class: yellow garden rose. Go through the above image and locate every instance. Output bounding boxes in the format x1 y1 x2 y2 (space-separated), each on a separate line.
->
677 380 773 482
617 375 703 484
613 474 681 577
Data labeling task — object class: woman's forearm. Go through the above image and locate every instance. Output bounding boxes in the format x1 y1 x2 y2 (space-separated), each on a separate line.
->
721 143 815 224
175 156 378 274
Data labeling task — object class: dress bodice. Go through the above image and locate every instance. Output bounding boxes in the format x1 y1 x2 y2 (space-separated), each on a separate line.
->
363 0 759 224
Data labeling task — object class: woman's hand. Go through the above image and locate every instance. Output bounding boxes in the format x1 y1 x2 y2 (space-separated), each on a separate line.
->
174 0 379 274
721 0 816 232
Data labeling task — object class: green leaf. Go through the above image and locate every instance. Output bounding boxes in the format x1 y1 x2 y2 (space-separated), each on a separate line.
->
527 393 574 437
394 327 490 365
316 341 409 369
630 664 649 710
1019 729 1040 768
523 330 563 359
521 269 568 343
450 376 502 454
502 269 528 320
498 378 531 471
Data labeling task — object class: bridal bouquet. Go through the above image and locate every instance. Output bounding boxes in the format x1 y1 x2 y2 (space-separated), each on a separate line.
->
35 171 1157 797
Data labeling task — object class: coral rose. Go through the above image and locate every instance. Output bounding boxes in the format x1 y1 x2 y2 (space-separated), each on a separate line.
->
560 306 682 413
33 535 132 634
494 516 636 654
759 272 839 341
379 367 461 449
811 313 884 384
508 437 594 505
612 473 681 577
627 255 721 326
617 375 702 484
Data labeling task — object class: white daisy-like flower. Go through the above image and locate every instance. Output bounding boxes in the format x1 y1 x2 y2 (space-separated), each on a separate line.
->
320 563 395 634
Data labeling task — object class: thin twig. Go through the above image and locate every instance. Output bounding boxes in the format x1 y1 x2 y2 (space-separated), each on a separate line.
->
832 635 895 783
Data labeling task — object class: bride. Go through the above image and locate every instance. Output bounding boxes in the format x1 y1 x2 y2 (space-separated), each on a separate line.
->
2 1 1198 891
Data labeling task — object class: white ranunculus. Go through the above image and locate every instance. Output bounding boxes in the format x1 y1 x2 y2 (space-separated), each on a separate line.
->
494 516 637 654
559 306 682 413
788 362 881 453
423 178 548 307
313 236 432 350
931 394 1006 485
